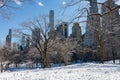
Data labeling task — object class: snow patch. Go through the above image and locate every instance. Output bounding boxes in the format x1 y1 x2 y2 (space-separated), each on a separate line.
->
0 62 120 80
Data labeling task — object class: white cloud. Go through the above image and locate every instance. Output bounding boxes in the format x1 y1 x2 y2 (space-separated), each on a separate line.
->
14 0 22 5
0 1 4 7
62 1 66 5
38 2 44 6
115 0 120 5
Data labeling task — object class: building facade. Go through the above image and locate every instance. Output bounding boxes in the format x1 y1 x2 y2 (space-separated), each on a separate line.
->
32 28 42 46
56 22 68 38
71 22 82 38
82 0 100 47
102 0 120 33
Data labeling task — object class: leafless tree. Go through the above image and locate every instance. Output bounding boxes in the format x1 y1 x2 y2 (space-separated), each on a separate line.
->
27 47 40 68
14 15 58 68
0 44 12 72
51 38 76 66
63 0 120 63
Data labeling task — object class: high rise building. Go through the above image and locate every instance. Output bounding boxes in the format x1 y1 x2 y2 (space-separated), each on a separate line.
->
82 0 100 47
56 22 68 38
32 28 42 46
101 0 120 58
102 0 120 33
6 29 12 48
49 10 54 31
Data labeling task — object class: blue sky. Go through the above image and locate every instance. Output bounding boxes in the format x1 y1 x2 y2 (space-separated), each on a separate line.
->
0 0 120 44
0 0 66 43
0 0 87 44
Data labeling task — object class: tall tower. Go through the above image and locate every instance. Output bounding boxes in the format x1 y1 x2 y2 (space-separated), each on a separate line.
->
101 0 120 60
49 10 54 31
83 0 100 47
102 0 119 32
6 29 12 48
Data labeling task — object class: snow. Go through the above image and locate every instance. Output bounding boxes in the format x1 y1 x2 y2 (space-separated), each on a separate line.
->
0 61 120 80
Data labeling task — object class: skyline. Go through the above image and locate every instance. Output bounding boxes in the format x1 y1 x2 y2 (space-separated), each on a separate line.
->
0 0 120 44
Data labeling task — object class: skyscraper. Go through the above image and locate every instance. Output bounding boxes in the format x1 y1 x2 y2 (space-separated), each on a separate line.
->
6 29 12 48
102 0 119 33
82 0 100 47
101 0 120 58
49 10 54 31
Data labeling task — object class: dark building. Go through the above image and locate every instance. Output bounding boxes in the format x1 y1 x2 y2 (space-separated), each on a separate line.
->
56 22 68 38
21 36 26 49
49 10 54 31
6 29 12 48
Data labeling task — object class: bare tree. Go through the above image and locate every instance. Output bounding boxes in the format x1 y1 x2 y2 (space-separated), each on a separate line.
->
27 47 40 68
63 0 120 63
0 44 12 72
14 16 58 68
51 38 75 66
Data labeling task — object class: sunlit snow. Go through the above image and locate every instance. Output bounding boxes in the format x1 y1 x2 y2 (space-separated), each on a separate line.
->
0 61 120 80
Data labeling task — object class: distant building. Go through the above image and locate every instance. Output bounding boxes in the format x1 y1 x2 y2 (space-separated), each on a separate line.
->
49 10 54 31
71 22 82 38
21 36 26 49
102 0 120 33
56 22 68 38
26 37 30 49
12 42 17 50
101 0 120 59
32 28 42 46
82 0 100 47
6 29 12 48
48 10 55 37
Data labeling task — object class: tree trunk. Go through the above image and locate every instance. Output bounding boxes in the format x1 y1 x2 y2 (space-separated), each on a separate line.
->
0 64 3 72
112 47 115 64
41 56 51 68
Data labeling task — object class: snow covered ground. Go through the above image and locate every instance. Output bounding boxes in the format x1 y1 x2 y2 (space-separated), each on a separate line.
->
0 61 120 80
